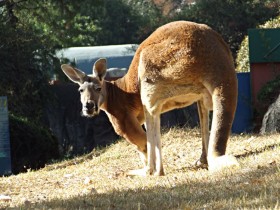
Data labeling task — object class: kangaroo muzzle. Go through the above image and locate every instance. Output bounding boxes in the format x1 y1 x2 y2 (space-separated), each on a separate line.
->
82 101 99 117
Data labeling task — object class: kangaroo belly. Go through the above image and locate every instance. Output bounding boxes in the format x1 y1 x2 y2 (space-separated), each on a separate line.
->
160 93 201 113
140 80 211 115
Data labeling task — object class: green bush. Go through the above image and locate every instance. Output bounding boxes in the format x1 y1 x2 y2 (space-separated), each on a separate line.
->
258 75 280 106
236 15 280 72
9 114 60 174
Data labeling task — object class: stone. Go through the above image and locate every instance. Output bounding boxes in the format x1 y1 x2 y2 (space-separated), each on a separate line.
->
260 94 280 134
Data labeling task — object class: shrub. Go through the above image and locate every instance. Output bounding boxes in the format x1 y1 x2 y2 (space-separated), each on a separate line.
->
258 75 280 106
9 114 60 174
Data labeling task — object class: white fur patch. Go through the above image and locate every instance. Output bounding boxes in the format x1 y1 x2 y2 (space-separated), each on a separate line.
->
208 155 240 172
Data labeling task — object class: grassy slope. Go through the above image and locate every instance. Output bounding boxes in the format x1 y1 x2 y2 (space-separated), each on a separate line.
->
0 128 279 210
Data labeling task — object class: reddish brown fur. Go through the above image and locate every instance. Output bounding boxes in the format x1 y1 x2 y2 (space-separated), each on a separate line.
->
61 21 238 175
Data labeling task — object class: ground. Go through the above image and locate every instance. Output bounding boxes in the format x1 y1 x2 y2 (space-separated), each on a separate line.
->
0 128 279 209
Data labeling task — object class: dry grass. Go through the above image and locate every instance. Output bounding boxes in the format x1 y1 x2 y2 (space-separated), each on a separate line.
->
0 127 279 210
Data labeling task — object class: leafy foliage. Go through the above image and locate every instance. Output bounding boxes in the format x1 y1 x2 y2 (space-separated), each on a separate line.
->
11 0 161 47
0 2 58 120
72 0 163 45
13 0 101 48
176 0 279 59
258 75 280 106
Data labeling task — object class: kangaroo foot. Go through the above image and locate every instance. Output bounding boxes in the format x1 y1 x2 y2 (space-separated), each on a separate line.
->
208 155 240 172
194 155 208 169
126 167 164 176
194 159 208 169
126 167 150 177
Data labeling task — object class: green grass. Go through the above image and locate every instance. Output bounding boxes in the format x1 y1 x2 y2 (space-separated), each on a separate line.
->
0 127 279 209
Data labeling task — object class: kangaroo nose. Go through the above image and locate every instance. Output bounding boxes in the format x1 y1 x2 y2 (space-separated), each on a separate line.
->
86 102 94 110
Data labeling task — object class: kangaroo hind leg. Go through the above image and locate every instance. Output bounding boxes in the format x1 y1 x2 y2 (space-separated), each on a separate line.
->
207 85 239 171
144 106 164 176
195 99 210 169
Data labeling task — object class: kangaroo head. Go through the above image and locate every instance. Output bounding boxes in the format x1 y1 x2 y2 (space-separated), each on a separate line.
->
61 58 107 117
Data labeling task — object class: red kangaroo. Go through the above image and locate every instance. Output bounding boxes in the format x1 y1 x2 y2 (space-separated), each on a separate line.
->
61 21 239 176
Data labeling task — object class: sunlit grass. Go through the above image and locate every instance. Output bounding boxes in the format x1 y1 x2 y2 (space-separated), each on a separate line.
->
0 127 279 209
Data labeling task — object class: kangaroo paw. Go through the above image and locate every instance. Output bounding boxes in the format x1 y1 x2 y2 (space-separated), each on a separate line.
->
153 168 165 176
194 159 208 169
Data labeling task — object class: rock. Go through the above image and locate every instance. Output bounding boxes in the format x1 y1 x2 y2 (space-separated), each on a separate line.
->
260 94 280 134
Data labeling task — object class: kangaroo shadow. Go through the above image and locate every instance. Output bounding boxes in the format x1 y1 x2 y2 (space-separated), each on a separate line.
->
235 142 280 159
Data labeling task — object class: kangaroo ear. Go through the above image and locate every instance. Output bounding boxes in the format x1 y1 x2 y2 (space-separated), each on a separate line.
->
93 58 107 81
61 64 87 85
